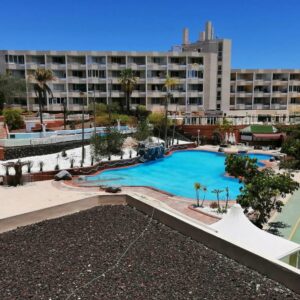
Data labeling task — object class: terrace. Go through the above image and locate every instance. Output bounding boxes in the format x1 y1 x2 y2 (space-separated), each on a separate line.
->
0 202 299 299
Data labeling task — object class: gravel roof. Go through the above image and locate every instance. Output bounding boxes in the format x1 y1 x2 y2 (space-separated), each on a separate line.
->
0 205 299 299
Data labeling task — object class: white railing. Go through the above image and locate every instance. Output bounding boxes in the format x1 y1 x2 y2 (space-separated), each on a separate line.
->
0 128 136 147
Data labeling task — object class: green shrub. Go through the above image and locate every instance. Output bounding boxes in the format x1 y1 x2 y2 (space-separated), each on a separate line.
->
3 108 23 130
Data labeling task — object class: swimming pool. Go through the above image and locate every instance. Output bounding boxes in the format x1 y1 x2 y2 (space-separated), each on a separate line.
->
85 151 273 200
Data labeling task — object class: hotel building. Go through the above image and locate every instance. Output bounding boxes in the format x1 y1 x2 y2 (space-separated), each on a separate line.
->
0 21 300 123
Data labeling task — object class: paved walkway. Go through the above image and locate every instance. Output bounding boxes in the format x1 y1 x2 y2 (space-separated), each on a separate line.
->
0 180 221 226
271 188 300 243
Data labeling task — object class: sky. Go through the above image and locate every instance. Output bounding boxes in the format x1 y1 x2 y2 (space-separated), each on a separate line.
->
1 0 300 68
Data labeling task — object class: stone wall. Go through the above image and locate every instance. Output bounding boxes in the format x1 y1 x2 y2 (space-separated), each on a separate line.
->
3 140 90 160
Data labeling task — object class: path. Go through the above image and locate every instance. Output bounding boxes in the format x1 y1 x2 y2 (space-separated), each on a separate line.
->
271 188 300 243
0 181 221 226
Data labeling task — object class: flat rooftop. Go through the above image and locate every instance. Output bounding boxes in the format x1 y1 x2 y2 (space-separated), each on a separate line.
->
0 205 299 299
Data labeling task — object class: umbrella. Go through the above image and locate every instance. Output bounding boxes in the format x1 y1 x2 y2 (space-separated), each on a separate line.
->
225 132 229 144
232 133 236 145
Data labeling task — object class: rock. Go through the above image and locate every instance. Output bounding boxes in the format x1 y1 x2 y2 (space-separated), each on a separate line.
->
54 170 72 181
105 186 121 193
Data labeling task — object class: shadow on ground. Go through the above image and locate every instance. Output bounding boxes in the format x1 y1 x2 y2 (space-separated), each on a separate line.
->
266 221 290 237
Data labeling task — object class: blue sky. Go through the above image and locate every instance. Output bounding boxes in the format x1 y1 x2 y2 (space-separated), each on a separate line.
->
1 0 300 68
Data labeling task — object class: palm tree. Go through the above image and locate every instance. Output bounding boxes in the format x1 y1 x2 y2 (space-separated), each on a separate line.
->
212 189 224 211
119 68 137 112
30 69 55 126
200 186 207 207
163 75 179 146
194 182 201 207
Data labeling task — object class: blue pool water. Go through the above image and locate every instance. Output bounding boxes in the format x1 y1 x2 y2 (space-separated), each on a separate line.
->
85 151 273 200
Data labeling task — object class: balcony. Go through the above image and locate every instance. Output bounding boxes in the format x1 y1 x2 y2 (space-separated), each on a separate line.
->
270 104 287 110
107 63 126 70
87 77 106 83
187 63 204 69
146 77 165 84
187 91 202 97
147 63 167 70
87 63 106 70
26 62 45 69
67 63 86 70
46 63 66 70
147 91 165 97
127 63 146 70
68 77 87 84
235 91 252 97
111 91 123 97
168 63 186 70
131 91 146 97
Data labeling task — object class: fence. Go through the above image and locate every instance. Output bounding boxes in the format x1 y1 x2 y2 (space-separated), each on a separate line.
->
0 128 136 148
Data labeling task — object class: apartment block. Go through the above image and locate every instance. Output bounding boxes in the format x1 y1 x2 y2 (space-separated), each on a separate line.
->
0 22 226 115
230 69 300 122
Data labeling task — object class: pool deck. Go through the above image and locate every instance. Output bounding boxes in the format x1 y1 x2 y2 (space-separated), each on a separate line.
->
0 146 280 230
0 179 224 227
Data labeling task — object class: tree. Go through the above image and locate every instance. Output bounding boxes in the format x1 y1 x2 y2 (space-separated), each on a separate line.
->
225 154 258 183
135 105 150 121
212 189 224 211
148 112 165 139
225 154 299 227
163 75 179 145
200 186 207 207
29 69 55 125
90 134 108 161
280 137 300 170
0 73 26 111
91 128 125 161
119 68 137 112
3 108 24 130
135 119 152 141
216 117 233 144
194 182 201 207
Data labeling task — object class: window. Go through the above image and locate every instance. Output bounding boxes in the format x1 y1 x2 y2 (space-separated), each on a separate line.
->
217 91 221 101
289 86 300 92
218 65 222 75
72 70 85 78
71 98 86 105
71 84 86 92
217 104 221 110
88 70 106 78
189 97 202 105
151 98 161 104
50 97 65 104
188 70 203 78
53 70 66 78
110 56 126 64
189 84 203 92
217 78 222 88
53 84 65 92
5 55 24 64
51 56 65 64
88 56 106 64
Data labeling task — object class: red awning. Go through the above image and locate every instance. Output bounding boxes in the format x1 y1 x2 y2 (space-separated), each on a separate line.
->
252 133 285 141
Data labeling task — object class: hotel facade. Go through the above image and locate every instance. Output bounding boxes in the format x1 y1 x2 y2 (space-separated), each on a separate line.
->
1 21 300 123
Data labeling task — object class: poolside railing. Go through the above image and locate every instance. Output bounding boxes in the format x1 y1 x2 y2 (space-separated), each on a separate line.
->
0 127 136 148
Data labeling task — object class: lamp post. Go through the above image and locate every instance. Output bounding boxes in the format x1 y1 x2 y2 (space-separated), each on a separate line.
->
62 99 67 130
88 89 96 136
80 91 85 165
197 129 200 146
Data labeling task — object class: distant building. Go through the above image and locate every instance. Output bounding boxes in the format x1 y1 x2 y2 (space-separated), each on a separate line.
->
1 21 300 124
